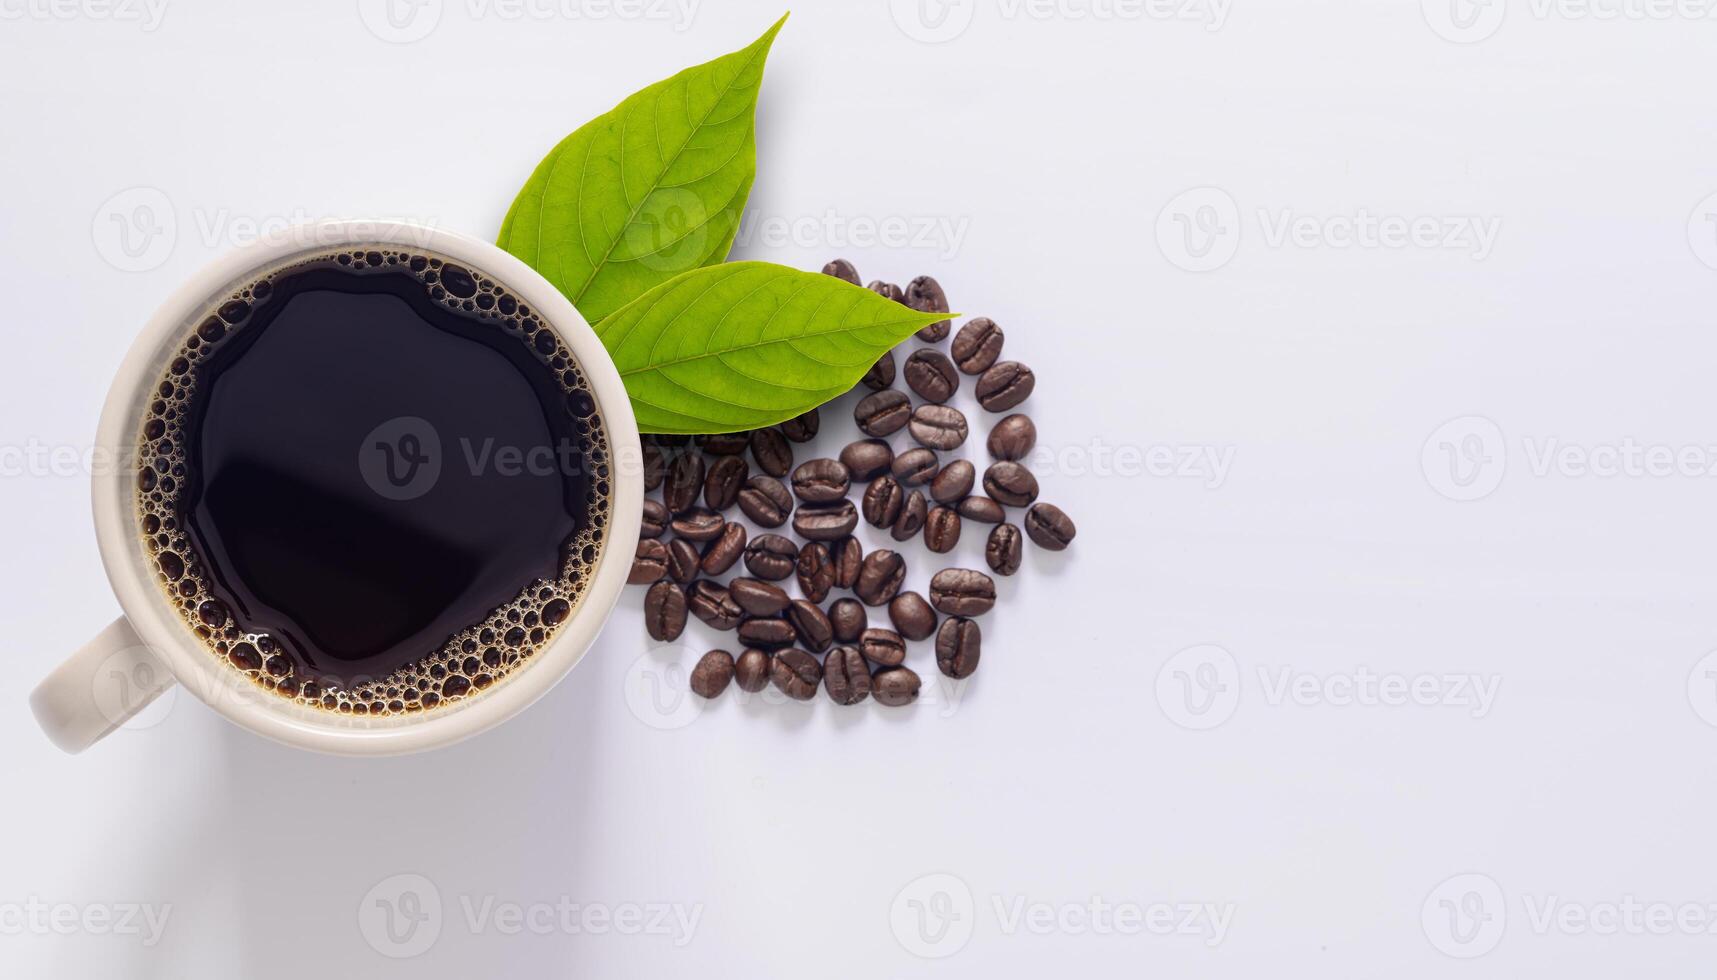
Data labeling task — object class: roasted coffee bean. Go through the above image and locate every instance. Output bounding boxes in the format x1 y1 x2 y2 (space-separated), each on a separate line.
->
788 599 834 653
891 490 927 542
797 541 835 603
667 538 701 584
904 275 951 342
630 538 669 584
832 536 863 589
644 581 687 641
744 533 798 580
872 666 921 706
737 475 793 527
793 500 858 541
904 349 959 403
861 350 896 391
958 495 1005 524
749 427 793 478
951 317 1004 374
641 498 669 539
664 452 704 512
688 580 743 630
770 649 822 701
670 507 726 543
909 404 968 451
780 408 820 443
929 460 975 503
987 413 1036 460
892 447 940 486
840 439 895 480
735 648 771 692
855 389 912 437
856 549 907 606
862 474 904 528
700 522 747 575
986 523 1023 576
859 628 907 667
642 442 665 491
791 458 851 503
651 433 692 448
738 616 797 648
1024 502 1077 551
731 578 791 616
924 506 961 554
690 649 735 698
697 432 750 456
829 598 868 643
823 646 872 705
868 280 905 303
704 454 748 510
888 591 938 641
822 258 860 285
929 568 997 615
935 618 981 679
976 361 1035 412
983 461 1039 507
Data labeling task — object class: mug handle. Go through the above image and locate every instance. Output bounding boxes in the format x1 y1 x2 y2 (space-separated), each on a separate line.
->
30 617 175 754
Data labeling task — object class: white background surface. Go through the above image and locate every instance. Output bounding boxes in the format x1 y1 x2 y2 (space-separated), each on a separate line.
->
5 0 1717 975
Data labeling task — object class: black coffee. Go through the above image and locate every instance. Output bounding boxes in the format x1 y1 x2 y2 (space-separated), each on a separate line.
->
136 248 612 715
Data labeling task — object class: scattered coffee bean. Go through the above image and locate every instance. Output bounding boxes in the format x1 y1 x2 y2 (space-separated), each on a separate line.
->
691 650 735 698
909 404 968 451
667 538 701 584
868 280 904 303
663 452 704 512
700 522 747 575
642 443 665 491
862 474 904 528
935 618 981 679
797 541 835 603
698 432 750 456
840 439 895 480
856 549 907 606
822 258 860 285
861 351 896 391
770 649 822 701
892 447 940 486
641 498 669 539
891 489 927 542
651 434 692 448
855 389 912 437
749 427 793 478
823 646 872 705
704 454 748 510
644 581 687 641
737 476 793 527
987 413 1036 460
930 460 974 503
924 506 961 554
670 507 726 542
688 580 743 630
929 568 997 616
951 317 1004 374
976 361 1035 412
791 458 851 503
788 599 834 653
983 461 1039 507
958 495 1006 524
630 539 669 584
744 534 798 581
986 523 1022 576
793 500 859 541
731 578 791 616
888 591 938 641
779 408 820 443
832 536 863 589
860 628 907 667
738 616 797 648
735 648 771 692
904 275 951 342
904 349 959 403
872 666 921 706
829 598 868 643
1024 502 1077 551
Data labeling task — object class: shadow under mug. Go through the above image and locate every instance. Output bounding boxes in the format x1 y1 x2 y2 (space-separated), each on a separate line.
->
29 221 643 756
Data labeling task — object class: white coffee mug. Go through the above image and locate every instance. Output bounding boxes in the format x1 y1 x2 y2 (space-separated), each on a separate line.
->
29 222 642 755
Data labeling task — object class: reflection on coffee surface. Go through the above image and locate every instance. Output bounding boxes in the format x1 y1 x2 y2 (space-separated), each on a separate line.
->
135 248 612 715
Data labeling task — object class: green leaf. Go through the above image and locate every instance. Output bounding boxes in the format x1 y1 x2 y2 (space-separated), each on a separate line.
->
498 16 786 323
597 262 954 434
